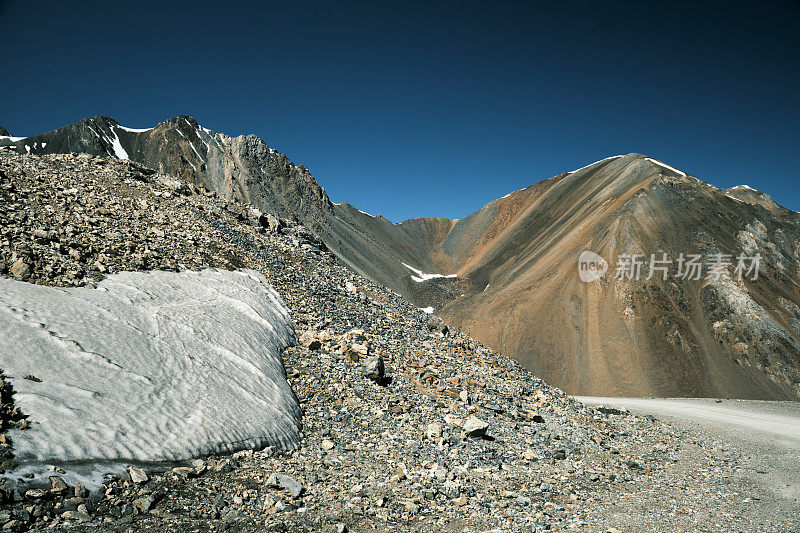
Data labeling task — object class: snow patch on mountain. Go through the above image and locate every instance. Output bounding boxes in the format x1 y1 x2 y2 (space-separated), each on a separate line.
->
109 128 128 159
0 269 300 488
568 155 623 174
118 125 154 133
401 262 458 282
499 187 525 199
645 157 686 177
189 141 205 162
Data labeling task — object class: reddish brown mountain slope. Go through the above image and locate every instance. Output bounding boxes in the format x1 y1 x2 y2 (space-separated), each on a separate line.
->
384 154 800 399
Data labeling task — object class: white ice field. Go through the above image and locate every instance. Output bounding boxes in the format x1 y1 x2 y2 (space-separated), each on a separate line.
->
0 269 301 487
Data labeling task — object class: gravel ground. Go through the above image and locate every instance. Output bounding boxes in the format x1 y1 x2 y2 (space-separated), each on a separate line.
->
0 151 797 532
577 397 800 532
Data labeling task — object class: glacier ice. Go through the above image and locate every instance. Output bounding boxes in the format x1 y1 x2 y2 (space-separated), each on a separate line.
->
0 269 300 486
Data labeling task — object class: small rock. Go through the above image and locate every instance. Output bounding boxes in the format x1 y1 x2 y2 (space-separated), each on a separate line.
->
440 480 460 499
425 423 442 440
321 439 335 450
351 343 369 356
307 339 322 350
463 415 489 438
74 482 88 498
214 458 233 473
173 466 195 478
299 330 322 350
9 258 30 280
133 495 156 513
49 476 69 494
523 449 537 461
426 315 449 334
61 510 92 522
129 467 148 483
191 458 207 475
266 473 304 498
24 489 46 500
363 355 385 382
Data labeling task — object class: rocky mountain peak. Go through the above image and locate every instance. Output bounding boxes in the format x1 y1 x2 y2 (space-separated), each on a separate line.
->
0 114 333 223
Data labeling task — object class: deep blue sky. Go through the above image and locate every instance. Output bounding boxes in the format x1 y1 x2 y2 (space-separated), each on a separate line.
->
1 1 798 220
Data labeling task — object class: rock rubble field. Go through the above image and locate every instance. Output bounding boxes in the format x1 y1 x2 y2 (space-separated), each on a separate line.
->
0 152 796 531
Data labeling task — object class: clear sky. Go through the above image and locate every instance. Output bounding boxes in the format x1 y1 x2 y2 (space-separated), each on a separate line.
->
1 1 798 221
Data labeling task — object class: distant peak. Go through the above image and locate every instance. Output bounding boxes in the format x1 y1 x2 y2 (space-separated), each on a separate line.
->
87 115 120 126
0 126 11 137
166 115 198 126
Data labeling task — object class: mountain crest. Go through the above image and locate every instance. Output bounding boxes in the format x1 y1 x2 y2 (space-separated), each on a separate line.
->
0 115 333 221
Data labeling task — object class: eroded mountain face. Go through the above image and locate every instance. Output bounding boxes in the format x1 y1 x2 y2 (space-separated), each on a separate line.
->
431 156 800 400
3 119 798 399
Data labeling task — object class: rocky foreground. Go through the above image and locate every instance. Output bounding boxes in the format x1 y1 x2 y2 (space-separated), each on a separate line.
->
0 151 795 531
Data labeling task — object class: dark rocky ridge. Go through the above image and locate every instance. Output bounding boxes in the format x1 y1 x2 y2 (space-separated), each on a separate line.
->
0 116 331 223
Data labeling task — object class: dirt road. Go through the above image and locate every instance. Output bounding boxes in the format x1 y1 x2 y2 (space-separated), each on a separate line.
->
575 397 800 531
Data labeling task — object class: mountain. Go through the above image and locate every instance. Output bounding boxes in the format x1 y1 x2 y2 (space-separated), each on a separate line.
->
0 116 458 307
419 155 800 400
328 154 800 400
7 149 796 531
4 118 799 400
0 115 330 222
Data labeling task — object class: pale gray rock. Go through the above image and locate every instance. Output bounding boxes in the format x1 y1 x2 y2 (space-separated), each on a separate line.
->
267 473 303 497
463 415 489 438
129 467 148 484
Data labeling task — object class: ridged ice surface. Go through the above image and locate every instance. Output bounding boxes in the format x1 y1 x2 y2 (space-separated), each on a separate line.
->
0 269 300 479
